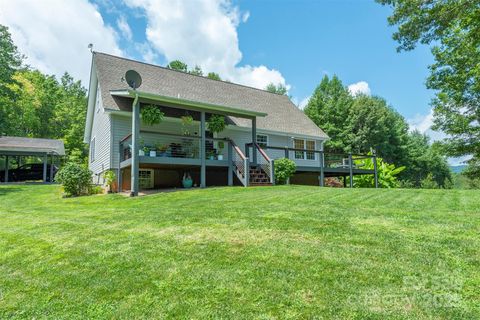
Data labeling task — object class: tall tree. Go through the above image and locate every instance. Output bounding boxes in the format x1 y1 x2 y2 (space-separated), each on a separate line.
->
0 24 24 135
403 131 452 187
207 72 221 81
265 83 288 95
166 60 188 72
345 95 409 165
189 65 203 76
304 75 353 152
377 0 480 178
54 73 88 154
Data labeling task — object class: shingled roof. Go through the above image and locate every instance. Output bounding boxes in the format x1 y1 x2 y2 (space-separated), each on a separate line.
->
94 52 328 139
0 136 65 155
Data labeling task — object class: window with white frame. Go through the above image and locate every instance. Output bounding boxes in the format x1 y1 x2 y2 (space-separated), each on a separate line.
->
293 138 316 160
256 134 268 148
306 140 316 160
90 138 95 162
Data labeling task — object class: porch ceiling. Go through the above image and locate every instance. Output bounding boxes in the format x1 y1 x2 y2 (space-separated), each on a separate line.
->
110 89 267 119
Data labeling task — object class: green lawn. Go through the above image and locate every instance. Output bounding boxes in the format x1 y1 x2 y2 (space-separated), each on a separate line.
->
0 185 479 319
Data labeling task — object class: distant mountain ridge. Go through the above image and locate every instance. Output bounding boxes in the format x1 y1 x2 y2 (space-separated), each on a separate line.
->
450 165 467 173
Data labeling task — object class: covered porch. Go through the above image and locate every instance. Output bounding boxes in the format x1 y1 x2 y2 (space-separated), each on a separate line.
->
111 89 270 196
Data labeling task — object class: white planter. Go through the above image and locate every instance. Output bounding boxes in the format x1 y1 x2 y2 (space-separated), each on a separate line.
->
217 155 223 160
139 150 145 156
150 150 157 157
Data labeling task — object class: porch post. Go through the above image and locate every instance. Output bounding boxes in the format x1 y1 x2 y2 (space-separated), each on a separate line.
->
227 141 233 186
349 153 353 188
49 154 54 183
42 153 48 183
373 151 378 189
118 141 122 193
200 111 206 188
251 117 257 165
319 151 325 187
130 95 140 196
4 156 8 183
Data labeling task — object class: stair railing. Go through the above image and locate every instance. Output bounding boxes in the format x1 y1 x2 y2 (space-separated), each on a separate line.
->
230 140 249 187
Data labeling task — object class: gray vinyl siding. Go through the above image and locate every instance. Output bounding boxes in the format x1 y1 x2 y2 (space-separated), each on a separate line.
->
218 127 323 167
88 85 112 183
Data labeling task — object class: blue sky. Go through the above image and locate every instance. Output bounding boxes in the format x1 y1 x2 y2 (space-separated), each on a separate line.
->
236 0 435 120
1 0 436 132
96 0 435 121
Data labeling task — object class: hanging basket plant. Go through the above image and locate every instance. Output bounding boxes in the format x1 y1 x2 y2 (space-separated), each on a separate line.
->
141 105 164 126
207 114 226 133
181 115 194 136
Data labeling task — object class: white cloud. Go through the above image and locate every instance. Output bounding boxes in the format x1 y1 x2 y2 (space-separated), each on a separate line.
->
296 96 310 110
407 109 446 142
117 15 133 41
348 81 371 96
408 109 434 134
407 109 472 166
124 0 287 90
0 0 122 86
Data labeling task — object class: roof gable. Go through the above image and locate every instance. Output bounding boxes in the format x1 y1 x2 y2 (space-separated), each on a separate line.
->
93 52 328 139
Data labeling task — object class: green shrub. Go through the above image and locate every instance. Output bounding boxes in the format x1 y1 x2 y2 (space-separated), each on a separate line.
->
103 169 116 192
353 153 405 188
274 158 296 185
88 185 103 195
421 173 439 189
55 162 92 197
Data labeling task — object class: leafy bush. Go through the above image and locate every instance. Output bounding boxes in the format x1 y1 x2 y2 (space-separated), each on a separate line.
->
353 153 405 188
55 162 92 197
88 185 103 195
103 169 116 192
274 158 296 185
141 105 164 126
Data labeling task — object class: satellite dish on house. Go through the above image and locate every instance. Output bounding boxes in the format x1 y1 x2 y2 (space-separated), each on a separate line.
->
125 70 142 89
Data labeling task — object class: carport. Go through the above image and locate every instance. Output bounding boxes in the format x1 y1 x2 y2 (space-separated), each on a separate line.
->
0 136 65 183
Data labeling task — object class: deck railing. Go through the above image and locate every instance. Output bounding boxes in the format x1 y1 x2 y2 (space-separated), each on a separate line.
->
230 140 249 186
120 131 230 162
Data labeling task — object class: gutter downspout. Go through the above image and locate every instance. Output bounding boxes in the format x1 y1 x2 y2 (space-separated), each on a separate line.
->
130 93 140 196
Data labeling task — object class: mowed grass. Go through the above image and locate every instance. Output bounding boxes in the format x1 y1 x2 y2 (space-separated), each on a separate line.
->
0 185 479 319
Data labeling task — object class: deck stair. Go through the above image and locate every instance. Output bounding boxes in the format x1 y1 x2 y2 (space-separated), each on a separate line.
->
249 166 272 186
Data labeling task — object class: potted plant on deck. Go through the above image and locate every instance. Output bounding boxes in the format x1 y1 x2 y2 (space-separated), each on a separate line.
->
217 141 225 160
207 115 226 160
138 137 145 156
149 146 157 157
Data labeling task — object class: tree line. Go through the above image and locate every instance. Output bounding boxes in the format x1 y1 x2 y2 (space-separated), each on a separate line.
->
0 25 87 159
1 19 476 188
377 0 480 182
304 75 452 188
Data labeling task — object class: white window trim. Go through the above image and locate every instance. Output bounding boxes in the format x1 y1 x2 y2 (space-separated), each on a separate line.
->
293 138 316 161
256 134 268 148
